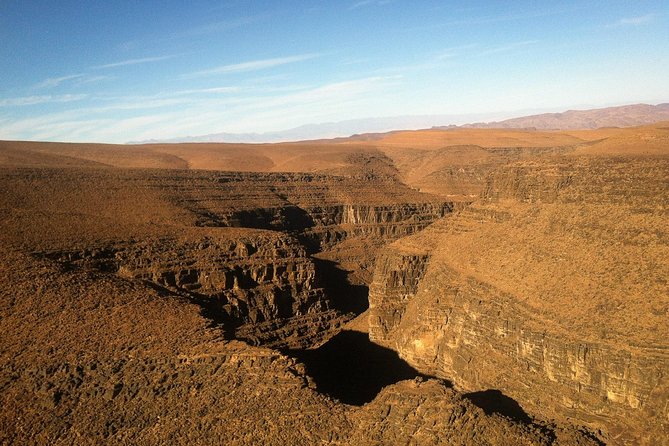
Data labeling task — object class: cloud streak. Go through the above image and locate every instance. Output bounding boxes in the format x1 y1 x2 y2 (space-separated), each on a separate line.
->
168 86 241 96
0 94 88 107
415 6 584 31
118 14 262 50
349 0 393 11
79 75 116 84
93 54 178 69
33 73 115 90
182 53 320 78
34 74 86 89
0 75 400 142
374 40 537 76
608 13 657 27
476 40 539 56
182 15 263 36
435 43 479 60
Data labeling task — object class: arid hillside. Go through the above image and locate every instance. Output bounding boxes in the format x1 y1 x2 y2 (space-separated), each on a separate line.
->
461 103 669 130
1 123 667 445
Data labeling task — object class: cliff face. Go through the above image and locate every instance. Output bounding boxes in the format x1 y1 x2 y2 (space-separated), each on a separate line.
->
0 249 351 446
164 170 456 270
372 258 668 444
219 202 454 250
117 232 342 348
369 155 669 445
37 230 345 349
368 248 430 345
11 168 455 350
1 229 598 446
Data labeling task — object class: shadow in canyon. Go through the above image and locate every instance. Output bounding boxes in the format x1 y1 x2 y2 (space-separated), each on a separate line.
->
312 258 369 315
38 241 556 432
229 205 316 231
284 330 431 406
464 389 532 424
142 280 239 338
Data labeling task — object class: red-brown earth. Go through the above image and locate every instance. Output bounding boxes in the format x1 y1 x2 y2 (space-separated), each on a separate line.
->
1 122 667 445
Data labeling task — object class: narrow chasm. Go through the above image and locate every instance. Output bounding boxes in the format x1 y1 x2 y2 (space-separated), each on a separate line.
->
310 257 370 315
32 239 598 428
33 198 453 407
283 330 426 405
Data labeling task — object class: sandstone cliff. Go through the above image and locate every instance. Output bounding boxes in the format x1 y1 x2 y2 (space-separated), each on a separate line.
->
0 242 598 445
369 154 669 445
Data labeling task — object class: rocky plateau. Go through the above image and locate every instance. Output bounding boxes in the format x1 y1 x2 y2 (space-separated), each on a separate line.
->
1 122 667 445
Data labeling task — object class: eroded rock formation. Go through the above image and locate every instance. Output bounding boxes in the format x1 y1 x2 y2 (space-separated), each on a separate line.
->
369 155 669 445
2 123 667 444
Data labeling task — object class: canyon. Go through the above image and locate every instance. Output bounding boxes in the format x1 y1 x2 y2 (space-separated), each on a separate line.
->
0 122 667 445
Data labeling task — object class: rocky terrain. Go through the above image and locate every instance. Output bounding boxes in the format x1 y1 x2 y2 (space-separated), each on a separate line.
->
368 126 669 445
1 122 667 445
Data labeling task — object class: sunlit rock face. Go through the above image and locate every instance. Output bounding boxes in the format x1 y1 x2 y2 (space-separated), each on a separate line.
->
369 155 669 445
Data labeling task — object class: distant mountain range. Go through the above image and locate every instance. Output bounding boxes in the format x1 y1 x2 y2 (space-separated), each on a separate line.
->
456 103 669 131
130 103 669 144
128 113 512 144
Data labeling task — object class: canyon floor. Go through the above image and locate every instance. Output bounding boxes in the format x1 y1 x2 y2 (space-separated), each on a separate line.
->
0 123 667 445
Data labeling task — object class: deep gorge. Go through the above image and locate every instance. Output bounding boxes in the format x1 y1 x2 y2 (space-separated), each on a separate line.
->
3 128 667 445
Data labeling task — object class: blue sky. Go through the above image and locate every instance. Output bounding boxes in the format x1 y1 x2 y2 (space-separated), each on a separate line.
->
1 0 667 143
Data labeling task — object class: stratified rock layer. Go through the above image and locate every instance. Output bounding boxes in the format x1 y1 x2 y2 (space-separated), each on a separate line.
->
0 250 350 445
1 167 453 349
0 245 597 445
369 155 669 445
43 230 343 348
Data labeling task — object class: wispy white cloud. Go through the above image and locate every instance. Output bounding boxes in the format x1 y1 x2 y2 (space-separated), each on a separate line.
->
0 105 183 142
34 73 114 90
0 75 401 142
78 75 116 84
608 13 657 27
476 40 539 56
372 40 537 76
79 97 196 114
373 59 443 75
118 15 262 51
243 76 401 109
182 15 263 36
168 86 241 96
93 54 178 69
435 43 479 60
154 76 403 136
0 94 88 107
415 6 583 31
182 53 320 78
84 114 182 142
349 0 393 11
241 73 292 85
34 74 86 89
253 84 312 94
